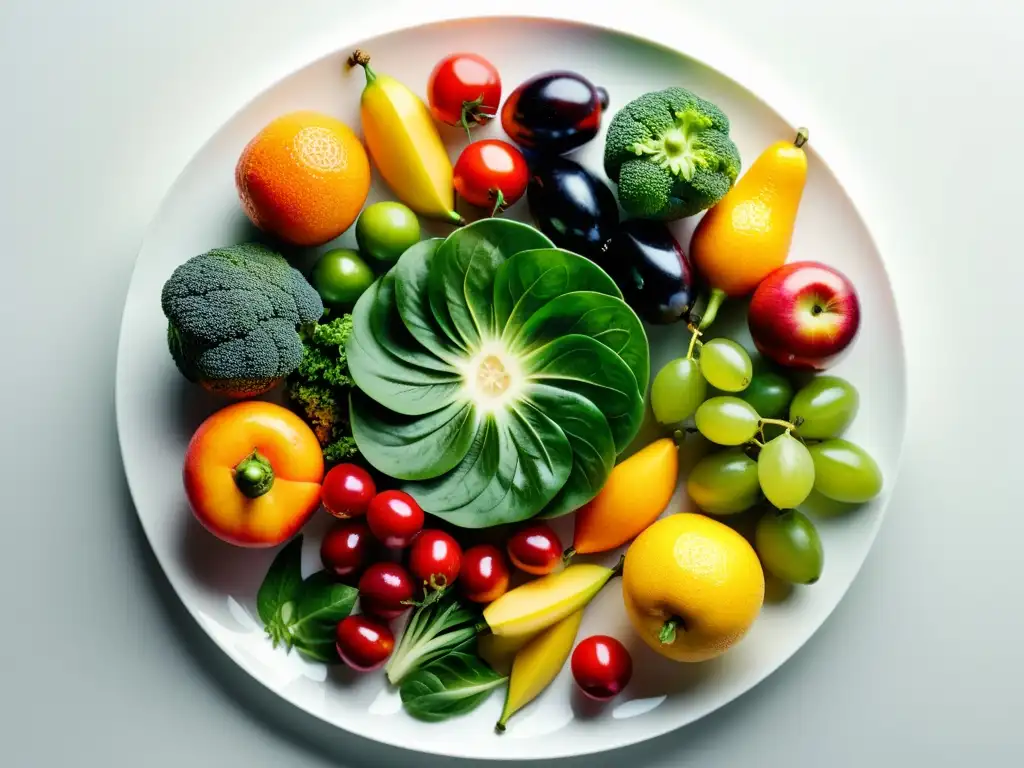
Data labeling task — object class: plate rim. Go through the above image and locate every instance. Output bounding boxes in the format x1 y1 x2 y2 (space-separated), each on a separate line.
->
115 9 909 762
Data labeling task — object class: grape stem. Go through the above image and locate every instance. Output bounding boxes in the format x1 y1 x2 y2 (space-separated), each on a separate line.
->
750 438 765 448
685 326 702 359
759 418 796 432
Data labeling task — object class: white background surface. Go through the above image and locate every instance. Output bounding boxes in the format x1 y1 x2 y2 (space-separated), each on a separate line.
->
1 0 1020 765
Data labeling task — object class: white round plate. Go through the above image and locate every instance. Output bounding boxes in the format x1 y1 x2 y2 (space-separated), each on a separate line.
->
116 14 906 762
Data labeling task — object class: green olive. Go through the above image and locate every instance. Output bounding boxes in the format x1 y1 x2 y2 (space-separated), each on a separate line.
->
311 248 374 307
356 202 421 262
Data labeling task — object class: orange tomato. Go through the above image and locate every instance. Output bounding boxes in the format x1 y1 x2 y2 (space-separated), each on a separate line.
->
571 438 679 555
235 111 371 247
183 401 324 547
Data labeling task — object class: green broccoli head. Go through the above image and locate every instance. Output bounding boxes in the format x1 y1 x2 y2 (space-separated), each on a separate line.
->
285 315 358 463
604 87 741 220
161 243 324 397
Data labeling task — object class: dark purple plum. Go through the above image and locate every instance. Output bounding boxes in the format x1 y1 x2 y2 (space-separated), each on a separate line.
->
501 71 609 156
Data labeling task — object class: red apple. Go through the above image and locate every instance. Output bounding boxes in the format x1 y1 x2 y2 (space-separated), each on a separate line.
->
747 261 860 371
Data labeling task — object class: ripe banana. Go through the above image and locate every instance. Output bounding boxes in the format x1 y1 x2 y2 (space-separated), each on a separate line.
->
483 560 621 641
349 50 462 225
497 609 583 732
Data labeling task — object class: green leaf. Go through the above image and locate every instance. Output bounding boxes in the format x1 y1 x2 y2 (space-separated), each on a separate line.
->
412 403 573 528
393 239 464 364
289 571 358 645
525 334 644 454
349 389 478 481
256 536 304 647
400 652 506 723
515 291 650 394
493 248 621 343
371 271 455 373
526 383 616 518
434 219 554 349
401 416 501 513
346 281 463 416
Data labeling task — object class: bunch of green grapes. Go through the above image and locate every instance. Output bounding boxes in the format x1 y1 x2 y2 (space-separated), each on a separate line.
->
656 340 885 587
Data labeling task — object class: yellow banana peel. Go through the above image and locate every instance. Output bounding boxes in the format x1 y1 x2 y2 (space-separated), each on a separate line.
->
349 50 462 225
497 609 584 732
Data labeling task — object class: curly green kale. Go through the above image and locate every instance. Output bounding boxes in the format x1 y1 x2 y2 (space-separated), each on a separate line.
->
604 87 741 220
161 243 324 397
285 315 358 463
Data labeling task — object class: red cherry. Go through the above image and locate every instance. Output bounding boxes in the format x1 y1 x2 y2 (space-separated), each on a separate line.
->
459 544 510 604
408 530 462 590
571 635 633 701
366 490 425 549
507 522 563 576
319 519 372 580
335 615 395 671
357 562 415 620
321 464 376 519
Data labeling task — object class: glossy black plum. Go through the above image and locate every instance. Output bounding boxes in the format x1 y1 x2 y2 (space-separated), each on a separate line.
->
501 71 609 156
597 219 696 325
526 157 620 258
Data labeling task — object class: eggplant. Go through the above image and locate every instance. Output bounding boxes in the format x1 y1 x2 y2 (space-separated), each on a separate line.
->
597 219 696 325
501 71 609 156
527 157 620 258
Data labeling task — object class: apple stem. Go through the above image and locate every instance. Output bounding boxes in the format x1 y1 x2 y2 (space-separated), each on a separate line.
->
659 616 686 645
697 288 727 331
794 127 809 148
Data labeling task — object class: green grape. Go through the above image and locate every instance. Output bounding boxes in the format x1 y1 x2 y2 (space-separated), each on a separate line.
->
755 509 824 584
651 357 707 425
741 371 794 419
808 438 883 503
698 338 753 392
789 376 859 439
757 432 815 509
686 448 760 515
694 397 759 445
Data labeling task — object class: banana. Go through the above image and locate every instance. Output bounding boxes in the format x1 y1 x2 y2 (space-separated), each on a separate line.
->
349 50 462 225
497 609 584 732
483 560 621 641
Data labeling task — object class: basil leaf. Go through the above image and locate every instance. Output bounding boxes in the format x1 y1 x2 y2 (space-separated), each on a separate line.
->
293 637 341 664
526 383 616 518
347 282 463 417
525 334 644 454
256 536 304 648
371 271 456 373
493 248 621 344
435 219 553 348
393 239 464 363
514 290 650 394
400 652 506 723
349 390 478 481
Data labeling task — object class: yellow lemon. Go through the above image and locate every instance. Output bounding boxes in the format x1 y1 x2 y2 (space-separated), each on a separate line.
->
623 513 764 662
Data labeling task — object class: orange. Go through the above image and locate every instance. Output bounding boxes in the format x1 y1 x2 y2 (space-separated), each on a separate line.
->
690 129 809 297
623 513 764 662
235 110 371 247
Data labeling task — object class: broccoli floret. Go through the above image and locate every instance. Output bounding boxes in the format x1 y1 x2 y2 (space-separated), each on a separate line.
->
604 87 741 220
161 243 323 398
285 315 359 463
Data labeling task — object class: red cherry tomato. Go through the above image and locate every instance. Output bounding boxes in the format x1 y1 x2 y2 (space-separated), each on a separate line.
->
335 615 395 671
507 522 563 576
321 463 376 519
427 53 501 137
571 635 633 701
320 519 373 580
459 544 511 604
366 490 424 548
358 562 415 620
453 139 529 213
408 530 462 590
